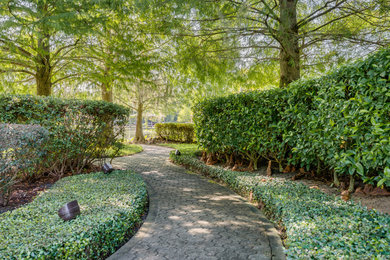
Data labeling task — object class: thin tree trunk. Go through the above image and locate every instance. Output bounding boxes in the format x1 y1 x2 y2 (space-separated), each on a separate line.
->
348 174 355 193
36 2 51 96
101 66 113 102
279 0 300 88
35 33 51 96
101 83 113 102
134 102 145 143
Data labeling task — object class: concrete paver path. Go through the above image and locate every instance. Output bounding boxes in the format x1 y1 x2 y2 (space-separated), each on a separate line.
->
108 145 285 260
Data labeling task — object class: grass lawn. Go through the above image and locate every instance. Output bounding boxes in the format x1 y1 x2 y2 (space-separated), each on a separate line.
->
107 142 143 157
158 143 200 156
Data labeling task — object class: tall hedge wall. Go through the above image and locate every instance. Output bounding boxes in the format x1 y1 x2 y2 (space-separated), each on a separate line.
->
194 48 390 188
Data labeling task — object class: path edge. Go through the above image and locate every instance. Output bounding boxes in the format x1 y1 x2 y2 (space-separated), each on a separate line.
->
171 156 286 260
107 179 158 260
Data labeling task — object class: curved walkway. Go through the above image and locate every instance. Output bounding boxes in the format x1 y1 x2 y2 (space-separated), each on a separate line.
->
109 145 285 260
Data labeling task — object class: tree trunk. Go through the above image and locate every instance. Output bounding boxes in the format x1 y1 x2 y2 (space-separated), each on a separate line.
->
279 0 300 88
134 102 145 143
35 33 51 96
36 66 52 96
36 2 51 96
101 65 112 102
101 83 113 102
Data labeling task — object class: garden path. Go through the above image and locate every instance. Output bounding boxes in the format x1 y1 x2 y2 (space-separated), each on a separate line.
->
108 145 285 260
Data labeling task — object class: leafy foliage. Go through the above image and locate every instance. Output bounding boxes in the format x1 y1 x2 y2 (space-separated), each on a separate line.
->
0 124 49 205
0 95 129 178
0 0 123 95
0 170 147 259
155 123 195 143
171 153 390 259
194 48 390 186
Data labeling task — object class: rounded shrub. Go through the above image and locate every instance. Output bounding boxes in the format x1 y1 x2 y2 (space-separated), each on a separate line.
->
0 124 49 205
0 95 130 179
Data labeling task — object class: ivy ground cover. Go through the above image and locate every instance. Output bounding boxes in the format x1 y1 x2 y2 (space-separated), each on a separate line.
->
170 151 390 259
0 170 147 259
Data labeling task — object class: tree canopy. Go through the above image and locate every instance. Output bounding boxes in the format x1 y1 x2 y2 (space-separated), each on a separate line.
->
0 0 389 108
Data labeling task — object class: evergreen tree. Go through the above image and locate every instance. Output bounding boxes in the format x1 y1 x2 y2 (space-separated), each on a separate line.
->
0 0 117 95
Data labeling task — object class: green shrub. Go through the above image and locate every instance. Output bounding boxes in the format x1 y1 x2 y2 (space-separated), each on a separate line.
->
194 89 289 170
193 48 390 187
0 170 147 259
0 95 129 179
311 51 390 186
155 123 195 143
171 153 390 259
0 124 49 205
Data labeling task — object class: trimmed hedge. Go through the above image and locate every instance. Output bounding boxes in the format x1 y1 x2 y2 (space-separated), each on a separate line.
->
0 95 129 179
171 153 390 259
155 123 195 143
193 48 390 188
0 170 147 259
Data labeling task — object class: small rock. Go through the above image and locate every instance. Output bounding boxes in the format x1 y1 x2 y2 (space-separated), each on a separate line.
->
341 190 350 201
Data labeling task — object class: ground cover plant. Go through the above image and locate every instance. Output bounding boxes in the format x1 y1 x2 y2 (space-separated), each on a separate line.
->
170 151 390 259
0 170 147 259
193 48 390 191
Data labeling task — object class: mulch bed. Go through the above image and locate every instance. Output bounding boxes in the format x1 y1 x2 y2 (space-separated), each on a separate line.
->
0 177 56 214
0 166 100 214
210 159 390 215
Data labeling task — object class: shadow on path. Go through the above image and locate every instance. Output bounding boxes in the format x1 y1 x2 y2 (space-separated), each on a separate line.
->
108 145 285 260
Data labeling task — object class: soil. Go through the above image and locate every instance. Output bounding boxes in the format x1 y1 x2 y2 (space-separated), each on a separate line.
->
0 177 56 214
2 161 389 216
198 157 390 215
0 166 100 215
257 166 390 215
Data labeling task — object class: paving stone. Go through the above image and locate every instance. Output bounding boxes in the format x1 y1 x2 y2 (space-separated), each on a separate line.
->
108 145 285 260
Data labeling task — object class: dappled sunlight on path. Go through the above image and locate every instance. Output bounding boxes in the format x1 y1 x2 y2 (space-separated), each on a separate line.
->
109 145 285 260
